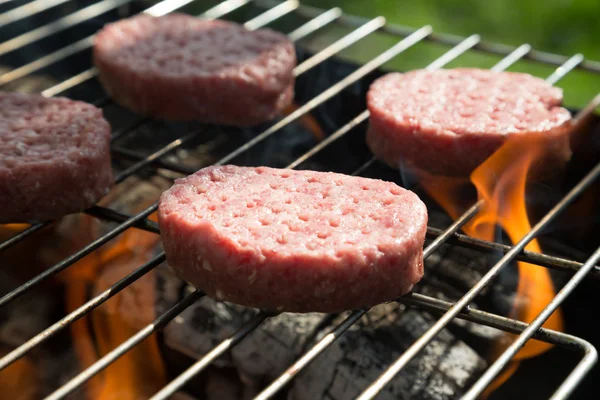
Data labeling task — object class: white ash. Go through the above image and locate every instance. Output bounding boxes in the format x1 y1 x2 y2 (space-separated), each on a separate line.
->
159 267 487 400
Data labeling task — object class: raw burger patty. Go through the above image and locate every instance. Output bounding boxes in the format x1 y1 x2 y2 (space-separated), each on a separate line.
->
0 92 113 223
366 68 572 177
158 165 428 313
93 13 296 126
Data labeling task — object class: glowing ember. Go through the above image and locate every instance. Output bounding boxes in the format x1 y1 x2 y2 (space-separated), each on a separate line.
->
419 133 565 395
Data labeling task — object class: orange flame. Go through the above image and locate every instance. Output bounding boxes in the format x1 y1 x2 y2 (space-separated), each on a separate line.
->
420 134 564 396
284 102 325 141
58 211 166 400
1 182 168 400
2 224 30 232
0 348 37 400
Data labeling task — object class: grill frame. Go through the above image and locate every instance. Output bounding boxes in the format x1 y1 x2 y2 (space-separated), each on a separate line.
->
0 0 599 399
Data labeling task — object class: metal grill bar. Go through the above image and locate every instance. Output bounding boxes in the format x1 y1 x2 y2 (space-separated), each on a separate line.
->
546 54 585 85
110 118 150 142
287 7 341 42
576 93 600 126
84 206 160 234
0 0 73 28
113 132 198 183
425 34 480 71
0 35 95 87
426 227 600 278
552 340 598 400
243 0 297 30
254 309 366 400
111 146 198 175
465 241 600 399
291 18 386 76
143 0 200 17
44 289 206 400
490 43 532 71
293 16 386 76
357 84 600 399
41 67 98 99
0 0 134 57
150 312 271 400
0 222 46 252
396 294 596 362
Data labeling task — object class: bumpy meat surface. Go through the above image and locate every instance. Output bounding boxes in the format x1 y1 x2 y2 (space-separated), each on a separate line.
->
158 165 428 312
93 13 296 125
0 91 113 222
366 68 572 177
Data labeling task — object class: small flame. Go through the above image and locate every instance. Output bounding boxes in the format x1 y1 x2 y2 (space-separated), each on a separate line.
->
420 133 564 396
59 211 166 400
283 102 325 141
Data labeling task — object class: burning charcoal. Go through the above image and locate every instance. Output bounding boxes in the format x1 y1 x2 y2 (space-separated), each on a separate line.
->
289 303 486 400
163 291 255 368
423 242 491 292
159 261 486 400
231 311 329 390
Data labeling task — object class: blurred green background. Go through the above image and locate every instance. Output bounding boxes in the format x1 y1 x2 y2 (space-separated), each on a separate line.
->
302 0 600 60
298 0 600 108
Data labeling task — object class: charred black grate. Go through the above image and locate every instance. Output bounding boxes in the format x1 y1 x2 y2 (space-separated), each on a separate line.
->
1 0 600 399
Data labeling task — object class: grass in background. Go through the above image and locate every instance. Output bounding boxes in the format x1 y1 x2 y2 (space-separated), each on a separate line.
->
300 0 600 108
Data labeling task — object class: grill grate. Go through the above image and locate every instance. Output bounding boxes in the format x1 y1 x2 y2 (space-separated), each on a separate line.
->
1 0 600 399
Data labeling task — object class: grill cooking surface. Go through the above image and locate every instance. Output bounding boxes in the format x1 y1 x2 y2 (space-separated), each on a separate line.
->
1 0 600 399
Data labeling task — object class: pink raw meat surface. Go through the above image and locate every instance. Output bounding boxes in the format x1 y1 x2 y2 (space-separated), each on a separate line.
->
158 165 428 313
366 68 572 177
93 13 296 126
0 91 113 223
